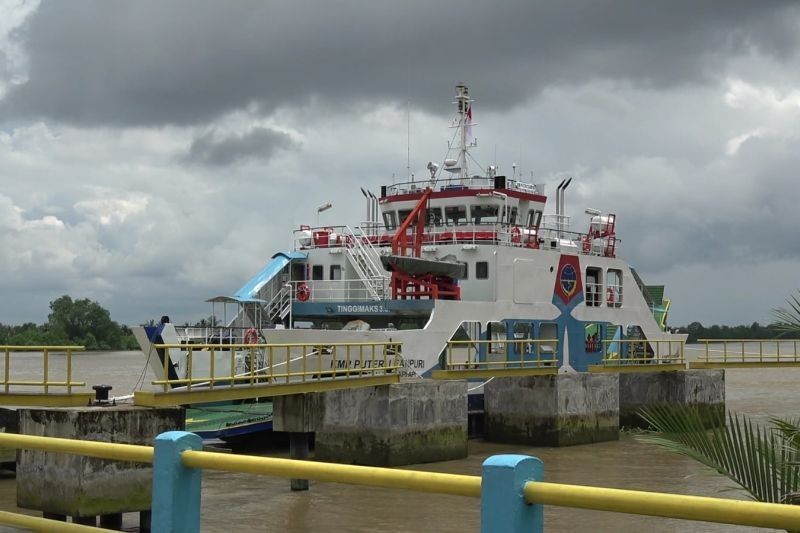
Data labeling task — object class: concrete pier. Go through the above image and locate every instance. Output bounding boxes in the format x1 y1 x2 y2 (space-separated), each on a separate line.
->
275 381 468 467
16 405 184 523
484 373 620 446
619 369 725 428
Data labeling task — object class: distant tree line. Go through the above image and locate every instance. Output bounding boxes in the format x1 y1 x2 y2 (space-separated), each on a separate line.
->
0 295 139 350
678 321 800 343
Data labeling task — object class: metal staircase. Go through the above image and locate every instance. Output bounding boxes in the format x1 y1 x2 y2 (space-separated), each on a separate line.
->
343 225 389 300
265 284 292 324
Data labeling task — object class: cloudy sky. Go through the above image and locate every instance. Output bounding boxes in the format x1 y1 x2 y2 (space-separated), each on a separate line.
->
2 0 800 327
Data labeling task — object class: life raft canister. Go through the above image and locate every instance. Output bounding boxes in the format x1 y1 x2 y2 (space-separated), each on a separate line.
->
296 282 311 302
244 328 259 344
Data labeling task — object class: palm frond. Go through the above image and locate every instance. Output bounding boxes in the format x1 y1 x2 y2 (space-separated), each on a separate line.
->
637 404 800 504
772 292 800 333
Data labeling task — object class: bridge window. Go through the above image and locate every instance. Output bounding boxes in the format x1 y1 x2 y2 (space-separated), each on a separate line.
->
398 209 412 225
383 211 397 230
503 206 518 225
476 261 489 279
427 207 444 226
607 269 623 308
471 204 499 225
445 205 467 226
462 262 469 279
312 265 324 281
526 209 542 228
330 265 342 280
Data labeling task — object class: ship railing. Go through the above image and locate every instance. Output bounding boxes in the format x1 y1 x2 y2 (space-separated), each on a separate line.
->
444 339 559 371
596 339 686 368
294 221 622 258
0 345 87 394
3 432 800 532
148 341 402 393
288 279 388 303
383 176 544 197
584 282 604 308
690 339 800 366
173 326 276 345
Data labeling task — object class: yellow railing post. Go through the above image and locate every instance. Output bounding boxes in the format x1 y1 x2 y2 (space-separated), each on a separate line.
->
250 346 255 386
66 348 73 394
209 348 216 389
186 347 193 392
302 345 307 382
228 347 235 388
163 347 169 393
4 347 9 394
43 348 49 395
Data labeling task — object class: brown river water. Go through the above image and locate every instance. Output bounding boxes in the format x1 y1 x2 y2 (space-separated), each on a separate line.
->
0 346 798 532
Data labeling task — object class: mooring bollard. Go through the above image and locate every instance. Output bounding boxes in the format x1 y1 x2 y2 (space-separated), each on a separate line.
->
481 455 544 533
152 431 203 533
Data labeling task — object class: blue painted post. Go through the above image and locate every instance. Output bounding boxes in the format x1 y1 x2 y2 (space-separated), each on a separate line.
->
481 454 544 533
151 431 203 533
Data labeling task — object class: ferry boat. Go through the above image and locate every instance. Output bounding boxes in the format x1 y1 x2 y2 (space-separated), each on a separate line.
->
133 84 682 438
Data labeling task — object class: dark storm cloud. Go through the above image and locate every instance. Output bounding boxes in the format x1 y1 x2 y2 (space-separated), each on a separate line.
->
2 0 799 126
182 126 297 166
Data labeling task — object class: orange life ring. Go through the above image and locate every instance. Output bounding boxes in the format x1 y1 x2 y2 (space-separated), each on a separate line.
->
296 282 311 302
511 226 522 244
244 328 259 344
607 287 616 305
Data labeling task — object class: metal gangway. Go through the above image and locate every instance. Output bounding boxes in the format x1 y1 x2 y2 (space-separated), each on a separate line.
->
589 339 687 373
134 341 402 407
688 339 800 368
0 346 93 407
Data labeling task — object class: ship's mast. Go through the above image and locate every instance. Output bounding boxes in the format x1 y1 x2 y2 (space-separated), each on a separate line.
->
453 84 474 183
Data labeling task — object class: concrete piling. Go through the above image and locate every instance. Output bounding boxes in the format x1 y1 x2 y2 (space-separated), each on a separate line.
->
275 381 468 468
618 369 725 428
484 373 620 446
15 405 184 521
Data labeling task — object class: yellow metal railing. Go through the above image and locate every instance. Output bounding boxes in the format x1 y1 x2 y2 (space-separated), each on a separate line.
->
150 342 402 392
523 481 800 530
0 345 86 394
692 339 800 366
444 339 559 371
596 339 685 367
1 432 800 531
0 512 100 532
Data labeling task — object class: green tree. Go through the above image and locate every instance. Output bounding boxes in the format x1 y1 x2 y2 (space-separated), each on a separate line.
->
47 295 124 349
